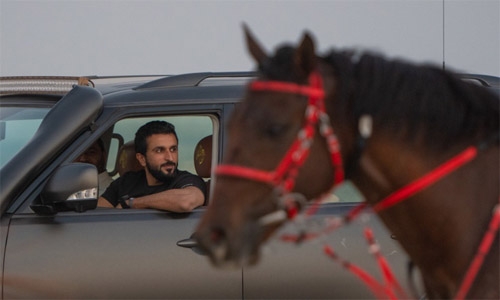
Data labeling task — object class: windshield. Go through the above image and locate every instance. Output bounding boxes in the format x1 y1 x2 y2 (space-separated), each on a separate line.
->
0 106 51 167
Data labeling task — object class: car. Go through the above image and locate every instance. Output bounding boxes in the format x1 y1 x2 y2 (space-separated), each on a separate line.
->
1 73 498 299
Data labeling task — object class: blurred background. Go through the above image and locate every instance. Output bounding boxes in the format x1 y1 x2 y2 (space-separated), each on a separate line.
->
1 0 498 77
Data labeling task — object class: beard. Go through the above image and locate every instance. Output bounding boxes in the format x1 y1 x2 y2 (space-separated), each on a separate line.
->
146 160 178 182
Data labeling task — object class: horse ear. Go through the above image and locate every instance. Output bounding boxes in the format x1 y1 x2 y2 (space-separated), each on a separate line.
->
243 23 268 65
294 32 317 76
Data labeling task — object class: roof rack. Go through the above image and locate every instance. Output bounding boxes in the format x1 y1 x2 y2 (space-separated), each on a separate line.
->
459 74 500 88
135 72 256 90
0 76 94 96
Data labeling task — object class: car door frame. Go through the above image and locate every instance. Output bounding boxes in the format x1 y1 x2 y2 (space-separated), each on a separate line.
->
2 98 243 298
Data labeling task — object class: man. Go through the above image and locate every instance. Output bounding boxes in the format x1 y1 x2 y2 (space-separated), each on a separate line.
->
75 139 113 196
98 120 206 212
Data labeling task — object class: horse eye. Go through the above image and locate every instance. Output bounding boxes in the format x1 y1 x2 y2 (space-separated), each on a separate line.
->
265 123 289 138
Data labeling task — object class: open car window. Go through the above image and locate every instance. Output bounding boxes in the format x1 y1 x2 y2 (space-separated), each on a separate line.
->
106 115 216 186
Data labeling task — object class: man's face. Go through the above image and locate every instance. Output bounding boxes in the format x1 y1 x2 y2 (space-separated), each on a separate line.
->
138 133 178 184
76 142 106 173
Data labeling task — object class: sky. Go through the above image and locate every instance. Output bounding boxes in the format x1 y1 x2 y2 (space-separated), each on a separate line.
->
0 0 499 77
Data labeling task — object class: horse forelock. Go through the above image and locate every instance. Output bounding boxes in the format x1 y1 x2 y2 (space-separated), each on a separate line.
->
323 50 500 152
259 45 309 82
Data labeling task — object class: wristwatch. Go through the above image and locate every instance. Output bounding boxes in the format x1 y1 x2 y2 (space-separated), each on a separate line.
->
118 195 134 209
128 197 135 209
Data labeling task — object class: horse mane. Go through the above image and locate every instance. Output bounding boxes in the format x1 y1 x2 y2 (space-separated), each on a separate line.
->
260 45 499 151
324 50 500 151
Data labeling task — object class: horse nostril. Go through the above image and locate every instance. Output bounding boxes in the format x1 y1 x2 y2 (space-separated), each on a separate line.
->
198 226 230 266
209 227 226 244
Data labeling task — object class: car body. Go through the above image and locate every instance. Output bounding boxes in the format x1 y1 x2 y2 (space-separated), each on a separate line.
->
1 73 498 299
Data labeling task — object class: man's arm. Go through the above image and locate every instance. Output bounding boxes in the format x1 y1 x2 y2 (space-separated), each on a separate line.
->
98 197 114 207
128 186 204 212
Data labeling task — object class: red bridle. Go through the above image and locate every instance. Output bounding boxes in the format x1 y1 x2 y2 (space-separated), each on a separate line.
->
216 71 344 200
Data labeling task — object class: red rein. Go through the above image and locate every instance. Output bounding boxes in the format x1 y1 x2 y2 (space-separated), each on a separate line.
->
215 71 499 299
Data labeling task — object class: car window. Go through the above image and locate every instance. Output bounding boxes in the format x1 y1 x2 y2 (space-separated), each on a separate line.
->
331 181 365 202
107 115 215 178
0 106 50 168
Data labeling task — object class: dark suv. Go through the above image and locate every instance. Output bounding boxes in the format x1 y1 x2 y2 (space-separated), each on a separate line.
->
1 73 498 299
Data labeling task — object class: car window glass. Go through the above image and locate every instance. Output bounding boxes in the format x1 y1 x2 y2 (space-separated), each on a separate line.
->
331 181 365 203
0 106 50 167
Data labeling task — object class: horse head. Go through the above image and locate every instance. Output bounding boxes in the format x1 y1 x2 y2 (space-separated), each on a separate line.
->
195 25 500 300
195 26 352 268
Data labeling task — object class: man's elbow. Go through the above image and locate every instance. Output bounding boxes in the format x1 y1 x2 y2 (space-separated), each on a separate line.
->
98 197 113 208
178 196 204 212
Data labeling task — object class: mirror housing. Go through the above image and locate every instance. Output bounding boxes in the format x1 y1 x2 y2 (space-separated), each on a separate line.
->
31 163 98 215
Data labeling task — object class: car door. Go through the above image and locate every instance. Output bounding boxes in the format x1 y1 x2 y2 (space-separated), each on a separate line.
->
3 208 241 299
243 183 414 299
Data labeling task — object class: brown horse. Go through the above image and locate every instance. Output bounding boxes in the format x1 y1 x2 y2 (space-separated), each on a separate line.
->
195 26 499 299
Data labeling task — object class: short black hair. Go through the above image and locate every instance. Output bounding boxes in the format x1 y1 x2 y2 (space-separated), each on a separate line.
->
134 121 178 155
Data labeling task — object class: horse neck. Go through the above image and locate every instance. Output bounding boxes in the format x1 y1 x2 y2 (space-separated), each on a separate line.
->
349 133 499 297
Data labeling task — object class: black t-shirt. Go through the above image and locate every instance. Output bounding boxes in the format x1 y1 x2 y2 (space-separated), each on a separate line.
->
101 169 207 207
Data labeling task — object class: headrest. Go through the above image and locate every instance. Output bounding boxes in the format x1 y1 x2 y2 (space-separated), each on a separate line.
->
194 135 212 178
117 141 142 176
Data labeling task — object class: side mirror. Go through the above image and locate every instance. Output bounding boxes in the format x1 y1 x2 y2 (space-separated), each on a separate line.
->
31 163 98 215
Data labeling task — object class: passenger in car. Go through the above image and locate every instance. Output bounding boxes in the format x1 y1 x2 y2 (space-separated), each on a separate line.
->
75 139 113 196
97 120 206 212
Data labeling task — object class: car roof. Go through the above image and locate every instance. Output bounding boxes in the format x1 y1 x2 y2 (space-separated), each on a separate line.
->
0 72 255 95
1 72 498 100
0 73 257 110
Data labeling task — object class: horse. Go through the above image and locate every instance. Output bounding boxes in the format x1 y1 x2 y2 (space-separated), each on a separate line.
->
195 26 499 299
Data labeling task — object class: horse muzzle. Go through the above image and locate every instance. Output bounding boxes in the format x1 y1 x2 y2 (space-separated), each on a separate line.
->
195 220 266 269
